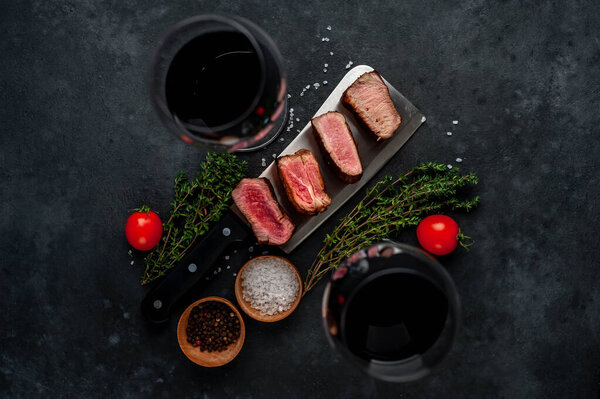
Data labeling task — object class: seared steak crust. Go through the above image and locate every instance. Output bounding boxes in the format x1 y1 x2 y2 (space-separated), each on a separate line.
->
342 71 401 140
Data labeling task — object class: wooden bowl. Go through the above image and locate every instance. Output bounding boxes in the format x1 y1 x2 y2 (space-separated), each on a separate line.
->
177 296 245 367
234 255 302 322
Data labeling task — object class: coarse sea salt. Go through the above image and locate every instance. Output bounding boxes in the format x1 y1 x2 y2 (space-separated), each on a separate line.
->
456 158 463 163
452 120 459 125
240 257 299 316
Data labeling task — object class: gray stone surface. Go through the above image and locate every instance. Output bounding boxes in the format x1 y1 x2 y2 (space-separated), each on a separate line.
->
1 0 599 398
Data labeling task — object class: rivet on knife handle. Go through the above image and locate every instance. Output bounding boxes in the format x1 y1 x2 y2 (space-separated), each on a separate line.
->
141 212 250 323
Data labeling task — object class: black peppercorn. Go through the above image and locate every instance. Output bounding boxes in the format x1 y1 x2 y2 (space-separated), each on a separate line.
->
186 301 241 352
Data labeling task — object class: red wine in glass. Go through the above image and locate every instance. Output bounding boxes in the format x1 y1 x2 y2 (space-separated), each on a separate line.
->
150 15 287 152
322 242 461 383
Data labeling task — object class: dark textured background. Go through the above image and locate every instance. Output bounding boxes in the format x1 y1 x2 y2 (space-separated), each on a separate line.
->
2 0 599 398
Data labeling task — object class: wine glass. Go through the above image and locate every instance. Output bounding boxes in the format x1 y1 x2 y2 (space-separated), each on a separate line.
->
150 15 287 152
322 241 461 382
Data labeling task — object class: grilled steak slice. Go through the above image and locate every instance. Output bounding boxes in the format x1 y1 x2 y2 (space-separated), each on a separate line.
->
232 178 294 245
277 149 331 215
341 71 401 140
312 111 363 183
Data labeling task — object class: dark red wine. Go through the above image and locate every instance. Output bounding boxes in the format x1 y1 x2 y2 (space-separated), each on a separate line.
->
165 31 262 128
343 272 448 361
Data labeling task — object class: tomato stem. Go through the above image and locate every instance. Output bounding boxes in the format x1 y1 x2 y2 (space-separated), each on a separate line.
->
132 204 151 215
457 230 475 250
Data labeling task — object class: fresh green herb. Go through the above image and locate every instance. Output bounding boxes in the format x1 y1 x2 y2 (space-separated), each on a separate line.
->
303 162 480 294
141 153 246 285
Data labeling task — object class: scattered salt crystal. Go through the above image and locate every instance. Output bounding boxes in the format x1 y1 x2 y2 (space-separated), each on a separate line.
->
447 164 453 169
321 37 330 42
313 83 320 89
348 61 353 65
272 153 277 159
213 270 218 275
421 116 426 123
261 158 266 167
323 80 328 85
456 158 463 163
290 108 294 112
248 246 254 253
233 273 237 276
279 137 285 142
296 118 300 122
233 249 237 254
240 257 300 316
324 63 328 67
225 255 230 260
226 265 231 269
305 85 310 89
323 68 327 73
330 51 334 56
447 132 453 136
130 261 134 265
326 25 332 31
300 92 304 96
287 93 291 99
452 120 459 125
217 267 221 272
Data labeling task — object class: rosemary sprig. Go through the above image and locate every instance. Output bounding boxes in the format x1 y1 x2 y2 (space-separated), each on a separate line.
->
141 152 246 285
303 162 480 294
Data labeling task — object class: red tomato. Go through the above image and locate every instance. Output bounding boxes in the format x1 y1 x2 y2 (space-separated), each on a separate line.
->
125 209 163 251
416 215 460 255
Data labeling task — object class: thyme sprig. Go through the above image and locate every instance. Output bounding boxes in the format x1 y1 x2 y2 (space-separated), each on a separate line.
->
303 162 480 294
141 152 246 285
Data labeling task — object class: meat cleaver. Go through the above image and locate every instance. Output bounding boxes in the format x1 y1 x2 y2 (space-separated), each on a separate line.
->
141 65 425 323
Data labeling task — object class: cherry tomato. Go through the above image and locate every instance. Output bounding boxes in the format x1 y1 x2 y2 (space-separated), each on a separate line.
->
416 215 460 255
125 208 163 251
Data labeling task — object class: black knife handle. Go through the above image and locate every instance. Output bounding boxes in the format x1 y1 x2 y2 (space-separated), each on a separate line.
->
141 212 250 323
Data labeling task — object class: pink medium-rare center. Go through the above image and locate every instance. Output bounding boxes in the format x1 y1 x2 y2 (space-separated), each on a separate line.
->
277 149 331 215
232 178 294 246
311 111 363 183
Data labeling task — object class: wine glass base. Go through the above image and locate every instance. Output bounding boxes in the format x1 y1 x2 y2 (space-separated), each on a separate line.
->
235 97 288 152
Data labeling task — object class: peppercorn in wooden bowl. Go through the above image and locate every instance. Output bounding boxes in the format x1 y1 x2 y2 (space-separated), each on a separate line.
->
235 256 302 322
177 296 245 367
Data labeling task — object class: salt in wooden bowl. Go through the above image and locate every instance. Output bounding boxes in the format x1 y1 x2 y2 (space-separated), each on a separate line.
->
234 255 302 322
